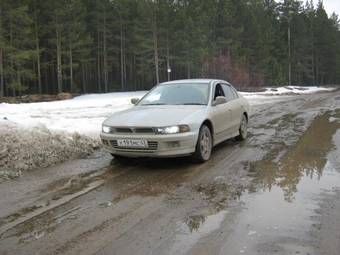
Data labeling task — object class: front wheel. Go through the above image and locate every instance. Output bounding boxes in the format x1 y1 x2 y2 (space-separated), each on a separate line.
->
236 114 248 141
192 125 213 163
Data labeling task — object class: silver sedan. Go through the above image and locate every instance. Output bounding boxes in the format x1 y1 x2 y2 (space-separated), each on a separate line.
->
100 79 250 163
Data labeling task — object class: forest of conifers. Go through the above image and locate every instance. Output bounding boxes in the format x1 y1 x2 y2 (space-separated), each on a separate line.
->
0 0 339 97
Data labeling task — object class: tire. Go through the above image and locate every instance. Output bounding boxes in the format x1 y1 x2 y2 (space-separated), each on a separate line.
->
192 125 213 163
236 114 248 141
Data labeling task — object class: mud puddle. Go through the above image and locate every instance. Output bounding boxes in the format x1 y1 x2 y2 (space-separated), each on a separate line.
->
167 112 340 255
0 169 108 241
216 112 340 254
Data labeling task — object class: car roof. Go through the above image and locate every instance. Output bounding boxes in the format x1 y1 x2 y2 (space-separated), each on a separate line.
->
160 79 229 85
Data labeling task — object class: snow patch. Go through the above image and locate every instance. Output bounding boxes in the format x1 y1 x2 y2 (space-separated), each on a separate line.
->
0 87 332 138
0 91 146 137
241 86 334 96
0 120 99 179
329 117 339 123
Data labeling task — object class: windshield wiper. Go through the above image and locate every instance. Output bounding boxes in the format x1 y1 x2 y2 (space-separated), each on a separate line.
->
181 103 206 105
141 103 167 106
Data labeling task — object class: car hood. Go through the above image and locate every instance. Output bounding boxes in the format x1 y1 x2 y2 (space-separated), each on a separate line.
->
103 105 205 127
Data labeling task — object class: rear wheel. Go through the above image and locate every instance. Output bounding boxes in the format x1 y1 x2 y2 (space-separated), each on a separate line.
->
236 114 248 141
192 125 212 163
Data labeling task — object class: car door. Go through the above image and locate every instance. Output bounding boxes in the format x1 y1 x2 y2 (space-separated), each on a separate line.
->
222 84 243 136
210 83 232 144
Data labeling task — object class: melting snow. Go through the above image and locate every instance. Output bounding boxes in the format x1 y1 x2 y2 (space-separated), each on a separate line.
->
0 87 333 138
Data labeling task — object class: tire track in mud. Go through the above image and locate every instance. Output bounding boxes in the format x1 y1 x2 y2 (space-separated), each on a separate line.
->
0 158 198 249
0 166 128 239
50 137 258 255
52 151 243 255
0 136 248 255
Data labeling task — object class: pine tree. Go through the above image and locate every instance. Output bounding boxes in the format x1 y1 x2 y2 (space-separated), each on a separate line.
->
0 2 5 97
4 2 35 96
64 0 92 92
48 0 68 93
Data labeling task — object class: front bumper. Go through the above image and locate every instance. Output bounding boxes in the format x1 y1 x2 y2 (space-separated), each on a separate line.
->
100 131 198 158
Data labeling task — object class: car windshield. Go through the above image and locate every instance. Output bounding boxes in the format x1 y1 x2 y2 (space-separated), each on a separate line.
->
138 83 210 106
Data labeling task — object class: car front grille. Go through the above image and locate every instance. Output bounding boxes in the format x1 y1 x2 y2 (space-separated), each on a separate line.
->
110 140 158 153
108 127 155 134
115 127 133 133
134 128 155 133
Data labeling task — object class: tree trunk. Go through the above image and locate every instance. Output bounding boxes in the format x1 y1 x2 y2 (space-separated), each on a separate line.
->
103 9 108 92
51 63 55 93
97 26 101 92
16 69 21 96
315 54 319 85
69 41 73 92
120 19 124 91
153 14 160 84
0 5 3 97
123 50 127 88
166 29 171 81
34 0 42 94
310 17 316 86
9 17 15 97
288 23 291 85
187 61 191 79
56 15 62 93
133 54 137 91
44 53 49 93
81 61 86 93
0 48 3 97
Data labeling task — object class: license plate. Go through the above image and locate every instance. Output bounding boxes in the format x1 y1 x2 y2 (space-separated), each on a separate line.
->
117 139 148 148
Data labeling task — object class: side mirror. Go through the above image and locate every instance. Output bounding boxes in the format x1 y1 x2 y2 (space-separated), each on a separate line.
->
131 98 139 105
213 96 227 106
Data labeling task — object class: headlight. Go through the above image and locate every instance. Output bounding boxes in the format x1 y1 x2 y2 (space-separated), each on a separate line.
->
102 125 111 133
155 125 190 134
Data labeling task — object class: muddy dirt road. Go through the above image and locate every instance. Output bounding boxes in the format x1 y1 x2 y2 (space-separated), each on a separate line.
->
1 91 340 255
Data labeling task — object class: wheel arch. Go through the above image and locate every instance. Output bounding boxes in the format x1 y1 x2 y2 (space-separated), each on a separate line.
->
243 112 248 122
202 119 214 142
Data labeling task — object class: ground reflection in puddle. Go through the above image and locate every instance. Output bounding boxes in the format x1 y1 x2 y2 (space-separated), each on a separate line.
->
178 112 340 254
170 210 228 255
253 113 340 202
219 112 340 254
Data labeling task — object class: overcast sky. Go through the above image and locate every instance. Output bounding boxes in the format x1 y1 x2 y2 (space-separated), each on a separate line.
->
304 0 340 16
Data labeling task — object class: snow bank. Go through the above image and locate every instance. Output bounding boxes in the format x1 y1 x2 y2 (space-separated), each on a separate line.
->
0 91 146 137
0 119 99 179
239 86 335 106
0 91 145 178
241 85 335 96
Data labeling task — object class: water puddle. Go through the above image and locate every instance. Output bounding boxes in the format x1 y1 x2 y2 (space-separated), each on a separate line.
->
171 112 340 254
168 210 228 255
218 112 340 254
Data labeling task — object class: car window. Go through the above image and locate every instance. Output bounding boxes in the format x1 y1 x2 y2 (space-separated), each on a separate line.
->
230 86 239 98
138 83 210 105
214 84 225 100
222 84 235 101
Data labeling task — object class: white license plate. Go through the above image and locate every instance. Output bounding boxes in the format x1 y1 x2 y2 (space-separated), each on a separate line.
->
117 139 148 148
